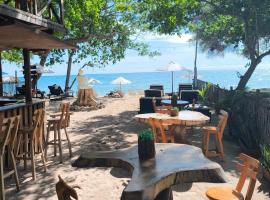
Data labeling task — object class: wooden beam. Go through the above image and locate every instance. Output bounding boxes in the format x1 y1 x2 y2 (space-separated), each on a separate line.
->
37 0 52 16
59 0 64 24
0 4 66 33
0 52 3 96
23 49 32 103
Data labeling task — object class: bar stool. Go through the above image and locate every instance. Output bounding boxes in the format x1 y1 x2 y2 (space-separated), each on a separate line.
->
16 109 47 180
45 102 72 163
0 115 20 200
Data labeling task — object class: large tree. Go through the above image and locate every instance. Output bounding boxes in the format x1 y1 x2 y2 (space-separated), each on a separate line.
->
138 0 270 90
2 0 158 92
46 0 158 92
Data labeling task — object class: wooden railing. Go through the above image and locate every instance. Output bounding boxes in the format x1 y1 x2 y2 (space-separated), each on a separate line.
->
197 79 270 156
3 0 64 25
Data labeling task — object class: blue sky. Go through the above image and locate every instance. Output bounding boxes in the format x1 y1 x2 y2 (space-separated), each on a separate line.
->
2 33 270 77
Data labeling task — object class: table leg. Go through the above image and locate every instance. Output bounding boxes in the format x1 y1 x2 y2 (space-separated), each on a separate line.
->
173 125 190 144
155 187 173 200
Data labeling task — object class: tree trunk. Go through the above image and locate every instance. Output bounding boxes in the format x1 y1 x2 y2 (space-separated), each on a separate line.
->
0 52 3 96
236 59 260 90
65 51 74 93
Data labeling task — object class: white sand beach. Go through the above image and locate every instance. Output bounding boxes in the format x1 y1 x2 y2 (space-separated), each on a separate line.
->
5 95 270 200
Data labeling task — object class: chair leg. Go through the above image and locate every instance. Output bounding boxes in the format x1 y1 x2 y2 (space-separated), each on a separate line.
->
38 138 47 172
0 156 5 200
57 128 63 163
204 132 210 157
30 141 36 180
23 133 28 170
64 128 72 158
53 124 57 157
45 123 51 160
15 133 22 157
218 137 225 159
10 150 20 191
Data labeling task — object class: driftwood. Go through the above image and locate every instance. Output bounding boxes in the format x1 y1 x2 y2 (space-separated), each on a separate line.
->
72 144 226 200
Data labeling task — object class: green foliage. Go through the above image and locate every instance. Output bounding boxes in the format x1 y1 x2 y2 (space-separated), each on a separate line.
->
171 107 179 111
138 129 154 141
1 49 25 66
198 82 212 102
261 143 270 171
46 0 159 68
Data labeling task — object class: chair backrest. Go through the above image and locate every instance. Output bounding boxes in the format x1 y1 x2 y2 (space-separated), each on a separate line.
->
148 118 174 143
139 97 156 114
144 89 162 97
56 175 78 200
48 85 64 96
235 153 260 200
152 100 172 114
0 115 20 156
217 110 228 138
59 102 70 128
180 90 199 103
33 109 45 141
150 85 164 92
178 84 193 96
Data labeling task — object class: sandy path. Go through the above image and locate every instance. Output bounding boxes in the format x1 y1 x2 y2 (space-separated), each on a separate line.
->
5 95 269 200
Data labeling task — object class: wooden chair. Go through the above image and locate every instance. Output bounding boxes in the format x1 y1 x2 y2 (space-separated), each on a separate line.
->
56 175 79 200
16 109 47 180
0 115 20 200
148 118 174 143
152 100 172 114
202 110 228 159
45 102 72 163
206 153 260 200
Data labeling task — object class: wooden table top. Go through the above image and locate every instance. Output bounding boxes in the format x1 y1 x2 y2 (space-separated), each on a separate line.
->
134 110 210 126
72 143 226 200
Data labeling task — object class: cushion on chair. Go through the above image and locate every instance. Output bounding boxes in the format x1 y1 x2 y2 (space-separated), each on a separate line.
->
180 90 199 104
144 89 163 97
206 187 244 200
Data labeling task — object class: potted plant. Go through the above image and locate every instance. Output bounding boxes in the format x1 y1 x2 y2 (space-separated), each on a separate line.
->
171 94 178 107
261 143 270 183
138 129 156 160
170 107 179 117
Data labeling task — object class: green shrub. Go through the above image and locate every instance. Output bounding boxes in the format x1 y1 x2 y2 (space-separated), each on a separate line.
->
261 143 270 171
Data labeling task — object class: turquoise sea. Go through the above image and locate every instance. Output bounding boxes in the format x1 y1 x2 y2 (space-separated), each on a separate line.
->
29 68 270 96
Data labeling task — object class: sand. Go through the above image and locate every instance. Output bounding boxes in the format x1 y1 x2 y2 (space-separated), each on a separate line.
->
5 95 270 200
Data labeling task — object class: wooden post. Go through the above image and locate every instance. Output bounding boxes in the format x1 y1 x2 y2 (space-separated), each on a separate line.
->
23 49 32 103
0 52 3 96
65 51 73 93
59 0 64 24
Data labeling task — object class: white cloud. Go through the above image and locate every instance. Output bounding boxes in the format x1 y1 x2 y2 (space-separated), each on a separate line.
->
138 32 194 43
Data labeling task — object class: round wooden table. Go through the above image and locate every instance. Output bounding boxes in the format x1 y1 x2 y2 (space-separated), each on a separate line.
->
134 111 210 143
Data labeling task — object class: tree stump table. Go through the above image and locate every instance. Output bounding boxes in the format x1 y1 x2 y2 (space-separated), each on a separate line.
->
75 88 98 107
72 144 226 200
135 111 210 144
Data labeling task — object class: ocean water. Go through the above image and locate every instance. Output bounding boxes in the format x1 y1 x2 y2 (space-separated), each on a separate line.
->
26 68 270 96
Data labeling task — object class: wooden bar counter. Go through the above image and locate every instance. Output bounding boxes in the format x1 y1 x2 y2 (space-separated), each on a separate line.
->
0 99 46 166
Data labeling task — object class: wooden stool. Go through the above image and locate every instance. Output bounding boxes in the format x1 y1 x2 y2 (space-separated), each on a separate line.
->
206 153 259 200
202 110 228 159
45 102 72 163
0 115 20 200
16 109 47 180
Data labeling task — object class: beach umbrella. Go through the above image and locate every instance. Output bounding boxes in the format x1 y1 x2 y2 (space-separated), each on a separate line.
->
158 61 188 94
111 76 131 90
88 78 102 85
